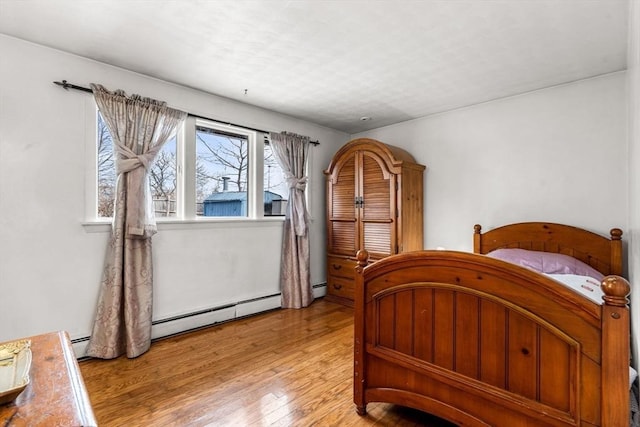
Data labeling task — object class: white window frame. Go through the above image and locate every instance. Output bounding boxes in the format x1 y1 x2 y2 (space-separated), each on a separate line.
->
83 103 292 228
181 117 264 221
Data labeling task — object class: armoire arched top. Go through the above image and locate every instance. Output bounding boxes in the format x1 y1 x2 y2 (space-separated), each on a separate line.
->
324 138 424 176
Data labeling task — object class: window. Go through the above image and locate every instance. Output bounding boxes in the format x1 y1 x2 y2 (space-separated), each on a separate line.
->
196 126 249 217
95 113 289 220
96 113 115 218
96 113 176 218
263 143 288 216
149 136 178 217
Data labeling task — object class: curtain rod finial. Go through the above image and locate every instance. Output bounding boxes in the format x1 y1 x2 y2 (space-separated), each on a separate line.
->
53 80 93 93
53 80 72 90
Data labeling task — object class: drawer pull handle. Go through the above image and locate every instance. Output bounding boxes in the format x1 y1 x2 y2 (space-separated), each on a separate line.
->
333 284 343 290
332 264 342 270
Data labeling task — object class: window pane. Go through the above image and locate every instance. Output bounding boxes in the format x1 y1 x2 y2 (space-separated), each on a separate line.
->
196 126 249 217
97 112 177 218
149 136 177 217
264 143 288 216
97 113 115 218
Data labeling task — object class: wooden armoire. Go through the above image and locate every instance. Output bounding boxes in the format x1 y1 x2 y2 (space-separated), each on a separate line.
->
324 138 425 306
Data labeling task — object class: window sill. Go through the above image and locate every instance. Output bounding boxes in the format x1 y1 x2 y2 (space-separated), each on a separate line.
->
81 220 112 233
82 217 287 233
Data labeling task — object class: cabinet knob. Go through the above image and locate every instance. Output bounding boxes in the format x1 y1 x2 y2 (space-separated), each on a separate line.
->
333 284 343 290
332 263 342 270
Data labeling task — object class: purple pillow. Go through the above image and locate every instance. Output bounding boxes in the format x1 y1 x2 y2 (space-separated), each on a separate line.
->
486 248 604 281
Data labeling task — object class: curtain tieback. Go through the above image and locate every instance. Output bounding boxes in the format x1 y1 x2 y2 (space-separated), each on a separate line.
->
285 175 308 236
286 176 307 191
115 144 160 175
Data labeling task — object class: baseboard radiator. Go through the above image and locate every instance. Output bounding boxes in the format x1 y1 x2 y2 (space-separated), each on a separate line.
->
72 283 327 359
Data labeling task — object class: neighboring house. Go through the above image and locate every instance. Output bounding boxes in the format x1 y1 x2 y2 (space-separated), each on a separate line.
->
203 190 287 216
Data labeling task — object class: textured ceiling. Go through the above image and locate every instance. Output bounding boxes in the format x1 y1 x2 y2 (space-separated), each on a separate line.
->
0 0 629 134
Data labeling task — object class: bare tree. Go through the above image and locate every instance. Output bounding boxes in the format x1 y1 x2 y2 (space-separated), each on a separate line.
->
195 158 213 203
149 150 176 216
196 133 247 192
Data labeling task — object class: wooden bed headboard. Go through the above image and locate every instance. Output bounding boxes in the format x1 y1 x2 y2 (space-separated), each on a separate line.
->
473 222 623 276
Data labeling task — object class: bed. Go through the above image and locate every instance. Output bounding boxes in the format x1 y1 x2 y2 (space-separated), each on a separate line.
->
353 222 631 426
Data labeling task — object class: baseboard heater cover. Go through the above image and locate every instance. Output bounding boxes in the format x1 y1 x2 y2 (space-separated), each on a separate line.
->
312 282 327 298
72 285 327 359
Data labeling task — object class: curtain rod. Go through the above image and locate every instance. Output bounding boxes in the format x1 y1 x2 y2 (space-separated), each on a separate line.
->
53 80 319 145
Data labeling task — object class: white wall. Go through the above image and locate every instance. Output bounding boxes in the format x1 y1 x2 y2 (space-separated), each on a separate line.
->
353 72 628 253
628 0 640 367
0 35 349 348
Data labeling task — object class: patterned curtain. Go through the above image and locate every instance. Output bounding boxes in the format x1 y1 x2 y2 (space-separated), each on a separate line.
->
269 132 313 308
87 84 186 359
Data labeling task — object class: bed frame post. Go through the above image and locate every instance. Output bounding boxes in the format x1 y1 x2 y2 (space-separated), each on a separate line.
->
473 224 482 253
600 275 631 426
609 228 623 276
354 249 369 416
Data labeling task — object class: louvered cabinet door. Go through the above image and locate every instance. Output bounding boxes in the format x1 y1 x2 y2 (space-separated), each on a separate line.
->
359 151 396 260
327 152 358 257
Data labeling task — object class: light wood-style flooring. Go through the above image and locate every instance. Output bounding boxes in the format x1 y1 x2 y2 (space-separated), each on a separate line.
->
80 299 456 426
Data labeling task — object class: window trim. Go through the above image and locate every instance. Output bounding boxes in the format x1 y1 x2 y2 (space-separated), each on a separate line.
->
189 117 261 220
85 104 292 226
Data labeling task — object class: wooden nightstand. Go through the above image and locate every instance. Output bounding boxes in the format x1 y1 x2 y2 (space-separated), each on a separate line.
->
0 331 97 426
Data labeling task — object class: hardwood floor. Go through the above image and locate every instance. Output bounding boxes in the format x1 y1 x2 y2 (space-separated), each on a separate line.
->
80 299 456 426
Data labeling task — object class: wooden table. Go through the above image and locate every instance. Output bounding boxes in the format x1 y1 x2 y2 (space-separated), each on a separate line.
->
0 331 97 426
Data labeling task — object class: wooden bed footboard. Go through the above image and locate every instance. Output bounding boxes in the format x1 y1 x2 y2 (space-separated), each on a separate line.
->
353 249 630 426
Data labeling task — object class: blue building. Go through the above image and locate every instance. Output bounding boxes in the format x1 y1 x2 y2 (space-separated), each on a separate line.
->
203 190 287 216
